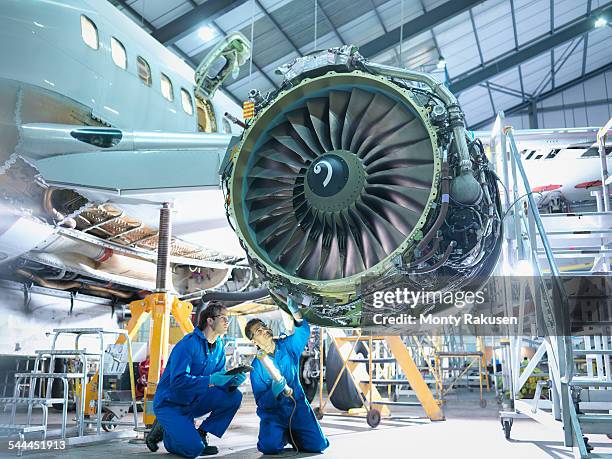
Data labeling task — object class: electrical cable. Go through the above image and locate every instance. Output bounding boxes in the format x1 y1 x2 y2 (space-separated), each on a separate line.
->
501 191 542 223
313 0 318 51
282 393 300 458
248 0 255 84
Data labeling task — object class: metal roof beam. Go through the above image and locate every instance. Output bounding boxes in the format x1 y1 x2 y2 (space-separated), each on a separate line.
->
479 82 526 99
470 61 612 129
450 3 612 94
152 0 250 46
468 9 496 119
581 0 593 77
359 0 485 59
254 0 303 57
368 0 401 65
531 97 611 114
316 0 345 46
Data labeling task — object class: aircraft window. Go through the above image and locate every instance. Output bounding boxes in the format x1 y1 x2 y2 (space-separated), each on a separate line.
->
161 73 174 101
181 88 194 115
137 56 152 86
80 15 98 50
111 37 127 70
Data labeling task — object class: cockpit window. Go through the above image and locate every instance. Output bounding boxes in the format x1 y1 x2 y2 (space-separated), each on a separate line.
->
161 73 174 101
181 88 194 115
137 56 152 86
80 15 98 50
111 37 127 70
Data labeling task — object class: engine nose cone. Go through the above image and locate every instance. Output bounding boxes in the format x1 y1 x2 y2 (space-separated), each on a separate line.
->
306 154 349 197
304 150 366 213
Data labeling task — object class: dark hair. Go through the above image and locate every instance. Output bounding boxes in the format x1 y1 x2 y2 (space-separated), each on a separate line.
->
244 318 265 340
198 301 227 330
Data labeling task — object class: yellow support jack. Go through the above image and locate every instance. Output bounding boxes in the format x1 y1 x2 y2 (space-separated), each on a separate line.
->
83 203 195 426
118 293 194 425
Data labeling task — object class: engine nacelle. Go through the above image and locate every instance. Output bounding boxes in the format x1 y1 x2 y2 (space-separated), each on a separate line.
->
224 46 502 327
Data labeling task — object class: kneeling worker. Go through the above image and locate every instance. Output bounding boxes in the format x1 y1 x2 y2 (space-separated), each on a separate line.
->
146 301 245 457
245 301 329 455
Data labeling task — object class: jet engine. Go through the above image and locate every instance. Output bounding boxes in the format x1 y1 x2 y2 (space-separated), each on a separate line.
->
223 46 502 327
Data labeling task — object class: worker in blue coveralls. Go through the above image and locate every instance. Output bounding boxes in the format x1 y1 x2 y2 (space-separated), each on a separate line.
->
244 301 329 455
145 301 245 457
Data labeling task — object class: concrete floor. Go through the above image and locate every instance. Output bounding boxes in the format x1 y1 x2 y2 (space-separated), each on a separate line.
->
2 392 612 458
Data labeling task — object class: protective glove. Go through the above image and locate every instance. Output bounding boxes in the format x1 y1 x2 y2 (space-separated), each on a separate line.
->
286 297 299 314
209 371 233 387
228 372 247 387
271 377 288 399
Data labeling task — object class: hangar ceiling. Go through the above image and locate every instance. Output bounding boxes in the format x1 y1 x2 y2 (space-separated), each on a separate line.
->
110 0 612 129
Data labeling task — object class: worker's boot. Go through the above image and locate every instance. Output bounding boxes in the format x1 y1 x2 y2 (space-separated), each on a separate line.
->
197 429 219 456
145 420 164 452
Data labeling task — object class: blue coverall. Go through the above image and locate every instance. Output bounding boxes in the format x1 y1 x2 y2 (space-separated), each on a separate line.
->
250 320 329 454
153 327 241 458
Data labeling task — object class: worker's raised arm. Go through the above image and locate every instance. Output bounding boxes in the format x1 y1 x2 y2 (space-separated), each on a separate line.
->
284 319 311 359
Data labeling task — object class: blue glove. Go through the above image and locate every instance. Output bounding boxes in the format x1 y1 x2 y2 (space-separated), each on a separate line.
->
209 371 233 387
271 377 287 399
287 297 299 314
229 373 247 387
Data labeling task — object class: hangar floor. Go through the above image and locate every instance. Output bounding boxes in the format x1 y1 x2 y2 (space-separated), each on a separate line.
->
3 391 612 458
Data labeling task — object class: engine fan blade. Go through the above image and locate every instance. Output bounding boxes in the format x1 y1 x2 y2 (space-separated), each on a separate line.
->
306 98 333 152
367 164 434 189
365 184 431 213
355 200 406 253
328 91 350 150
341 88 374 150
269 124 317 161
349 92 395 153
356 104 415 156
286 109 325 156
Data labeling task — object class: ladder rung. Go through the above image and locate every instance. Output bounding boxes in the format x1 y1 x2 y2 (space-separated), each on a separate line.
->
35 349 102 356
336 336 387 342
370 400 422 406
573 349 612 355
14 372 85 379
570 379 612 387
542 229 612 235
436 352 483 358
0 425 46 432
540 212 612 218
0 397 64 404
577 414 612 423
350 358 396 363
359 379 408 385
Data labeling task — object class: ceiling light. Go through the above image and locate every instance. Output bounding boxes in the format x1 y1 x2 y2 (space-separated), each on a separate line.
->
595 17 607 28
198 26 215 41
436 56 446 70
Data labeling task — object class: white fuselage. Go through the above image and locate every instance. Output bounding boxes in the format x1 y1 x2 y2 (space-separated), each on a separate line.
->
0 0 242 132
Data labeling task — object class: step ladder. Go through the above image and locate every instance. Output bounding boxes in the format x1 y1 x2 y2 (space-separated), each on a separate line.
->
493 114 612 458
537 212 612 274
0 328 139 444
